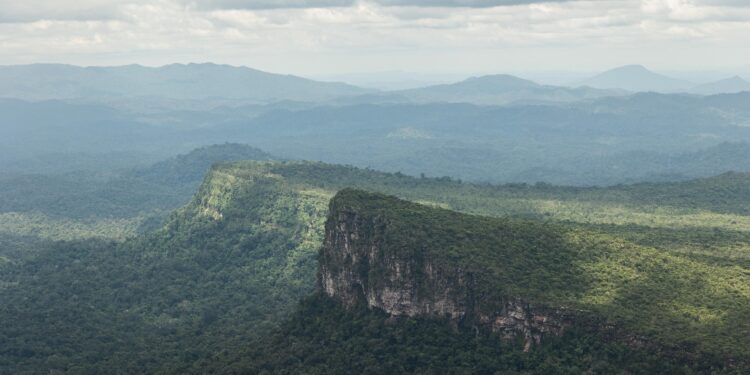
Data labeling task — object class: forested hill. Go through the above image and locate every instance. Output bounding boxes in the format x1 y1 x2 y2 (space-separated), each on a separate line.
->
131 143 274 186
322 189 750 356
2 160 750 373
5 92 750 186
0 63 371 106
0 144 275 260
237 189 750 373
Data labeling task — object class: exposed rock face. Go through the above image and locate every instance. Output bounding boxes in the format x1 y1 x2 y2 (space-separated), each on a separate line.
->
318 202 571 351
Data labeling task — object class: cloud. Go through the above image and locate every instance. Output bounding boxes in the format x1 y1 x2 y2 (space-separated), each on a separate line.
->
0 0 579 22
0 0 123 22
189 0 576 11
185 0 584 13
184 0 355 11
0 0 349 22
693 0 750 6
3 0 750 24
640 0 750 22
374 0 573 7
0 0 748 74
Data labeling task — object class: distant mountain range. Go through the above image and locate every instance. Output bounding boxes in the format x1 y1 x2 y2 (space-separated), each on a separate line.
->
393 74 625 105
0 63 372 109
578 64 692 92
5 90 750 185
578 64 750 94
338 74 626 105
6 63 622 108
690 76 750 95
1 63 747 112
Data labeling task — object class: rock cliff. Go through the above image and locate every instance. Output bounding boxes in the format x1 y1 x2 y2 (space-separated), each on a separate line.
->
318 189 572 351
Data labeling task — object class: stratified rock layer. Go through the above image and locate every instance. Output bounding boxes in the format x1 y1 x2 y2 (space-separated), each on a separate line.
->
318 191 571 350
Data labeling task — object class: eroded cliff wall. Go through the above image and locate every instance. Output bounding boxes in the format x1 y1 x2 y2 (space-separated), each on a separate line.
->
318 190 572 351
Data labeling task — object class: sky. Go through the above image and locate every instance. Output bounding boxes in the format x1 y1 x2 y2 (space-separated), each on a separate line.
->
0 0 749 78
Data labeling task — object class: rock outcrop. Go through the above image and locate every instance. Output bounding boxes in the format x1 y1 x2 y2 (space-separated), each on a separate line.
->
318 190 572 351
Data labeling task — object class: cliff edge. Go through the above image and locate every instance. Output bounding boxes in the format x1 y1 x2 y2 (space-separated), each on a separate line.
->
318 189 574 350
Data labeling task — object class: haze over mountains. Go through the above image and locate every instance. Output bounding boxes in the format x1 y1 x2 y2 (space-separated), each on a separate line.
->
575 64 750 94
2 63 749 112
691 76 750 95
2 62 750 187
370 74 625 105
0 63 372 111
578 64 693 92
2 62 750 373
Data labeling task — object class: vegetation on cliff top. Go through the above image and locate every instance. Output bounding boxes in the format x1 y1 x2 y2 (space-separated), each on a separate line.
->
326 189 750 361
2 159 750 372
0 143 274 261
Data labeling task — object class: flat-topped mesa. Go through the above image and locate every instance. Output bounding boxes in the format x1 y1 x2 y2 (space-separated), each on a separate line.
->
318 189 573 351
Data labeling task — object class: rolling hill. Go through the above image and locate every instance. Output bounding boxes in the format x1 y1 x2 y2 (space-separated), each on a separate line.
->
0 144 275 260
5 91 750 186
355 74 625 105
691 76 750 95
579 65 692 92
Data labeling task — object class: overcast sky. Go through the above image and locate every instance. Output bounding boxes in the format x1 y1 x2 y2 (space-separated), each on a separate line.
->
1 0 749 77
